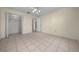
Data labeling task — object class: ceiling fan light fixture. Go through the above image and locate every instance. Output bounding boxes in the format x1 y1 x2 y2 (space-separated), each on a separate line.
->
32 8 37 13
38 10 40 13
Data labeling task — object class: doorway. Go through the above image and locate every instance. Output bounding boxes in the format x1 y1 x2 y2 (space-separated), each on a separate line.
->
32 17 41 32
5 13 22 38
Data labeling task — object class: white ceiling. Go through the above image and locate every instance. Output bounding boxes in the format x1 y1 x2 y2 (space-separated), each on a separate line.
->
8 7 63 16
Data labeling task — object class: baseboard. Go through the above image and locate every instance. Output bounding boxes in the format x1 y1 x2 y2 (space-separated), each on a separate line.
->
41 32 79 41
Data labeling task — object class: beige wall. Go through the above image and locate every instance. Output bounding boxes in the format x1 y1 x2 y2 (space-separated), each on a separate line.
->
41 8 79 40
22 14 32 34
0 9 1 38
0 8 32 39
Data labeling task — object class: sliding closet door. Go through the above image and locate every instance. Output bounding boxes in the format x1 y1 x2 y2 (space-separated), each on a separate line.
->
8 13 21 35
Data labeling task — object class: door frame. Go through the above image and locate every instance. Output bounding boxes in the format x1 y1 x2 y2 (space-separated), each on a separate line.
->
5 12 22 38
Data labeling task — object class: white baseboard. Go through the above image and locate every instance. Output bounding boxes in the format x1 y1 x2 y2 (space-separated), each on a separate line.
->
41 32 79 41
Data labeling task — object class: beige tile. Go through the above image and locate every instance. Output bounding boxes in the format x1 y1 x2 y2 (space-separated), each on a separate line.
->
29 48 41 52
0 39 8 52
17 47 29 52
0 32 79 52
38 46 46 51
43 45 57 52
27 44 37 50
6 47 16 52
68 40 79 52
57 39 69 52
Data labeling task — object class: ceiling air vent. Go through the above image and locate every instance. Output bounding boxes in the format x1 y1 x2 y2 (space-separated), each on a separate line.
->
27 11 31 14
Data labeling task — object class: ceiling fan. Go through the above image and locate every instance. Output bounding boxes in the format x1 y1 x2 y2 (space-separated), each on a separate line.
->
27 7 41 16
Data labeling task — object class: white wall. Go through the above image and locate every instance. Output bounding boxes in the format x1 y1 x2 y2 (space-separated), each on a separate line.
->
41 8 79 40
22 14 32 34
0 8 32 39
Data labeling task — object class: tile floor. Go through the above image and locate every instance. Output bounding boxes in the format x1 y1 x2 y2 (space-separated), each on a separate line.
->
0 32 79 52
